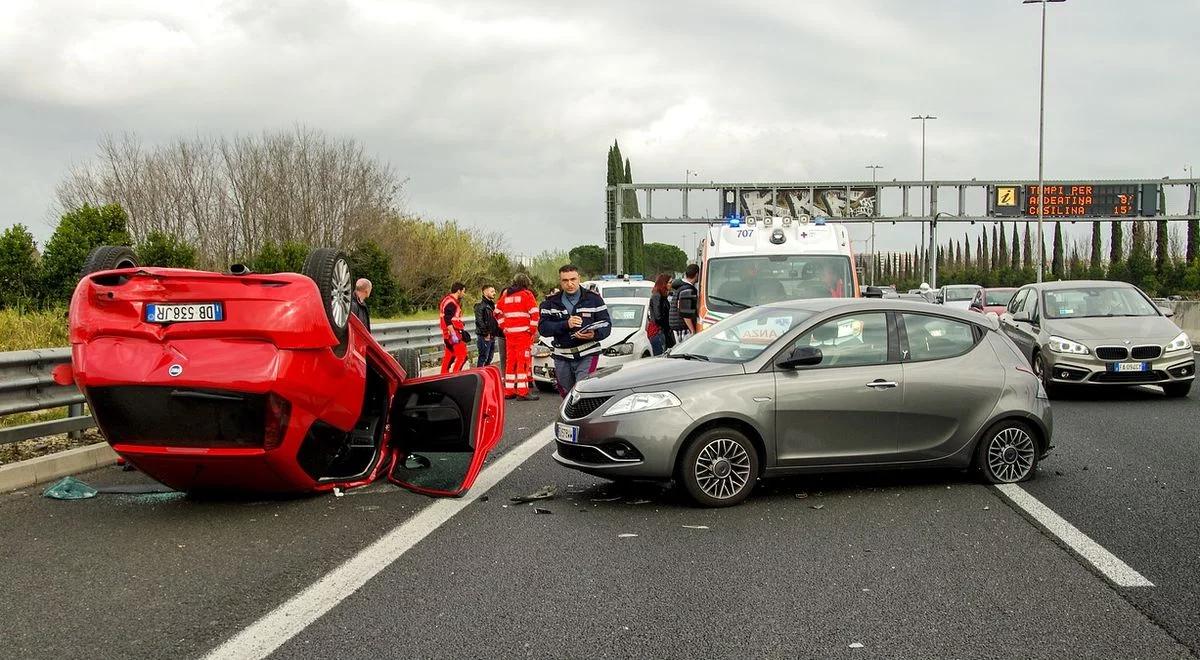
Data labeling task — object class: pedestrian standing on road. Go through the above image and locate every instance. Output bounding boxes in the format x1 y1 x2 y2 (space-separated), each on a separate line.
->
669 264 700 341
648 273 673 355
538 264 612 397
474 284 499 368
496 274 540 400
438 282 470 373
350 278 372 331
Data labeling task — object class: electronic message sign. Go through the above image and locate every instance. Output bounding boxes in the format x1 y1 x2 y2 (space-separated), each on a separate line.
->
988 183 1160 218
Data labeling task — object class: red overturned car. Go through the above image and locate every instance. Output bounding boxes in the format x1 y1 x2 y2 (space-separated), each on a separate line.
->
58 245 505 496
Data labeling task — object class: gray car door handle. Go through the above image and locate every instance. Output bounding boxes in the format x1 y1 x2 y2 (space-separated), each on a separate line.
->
866 379 898 389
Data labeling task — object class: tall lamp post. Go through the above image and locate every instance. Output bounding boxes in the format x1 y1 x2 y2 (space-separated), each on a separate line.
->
911 115 937 282
1025 0 1065 283
684 169 699 219
866 165 883 285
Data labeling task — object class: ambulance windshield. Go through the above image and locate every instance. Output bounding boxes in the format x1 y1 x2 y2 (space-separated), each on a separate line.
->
705 255 853 313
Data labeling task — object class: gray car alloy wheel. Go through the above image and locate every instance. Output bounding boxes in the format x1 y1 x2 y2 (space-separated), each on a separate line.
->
986 426 1036 483
330 258 352 328
694 437 752 500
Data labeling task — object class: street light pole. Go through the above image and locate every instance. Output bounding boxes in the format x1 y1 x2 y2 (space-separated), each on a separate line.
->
911 115 937 283
866 165 883 285
685 169 698 219
1025 0 1065 283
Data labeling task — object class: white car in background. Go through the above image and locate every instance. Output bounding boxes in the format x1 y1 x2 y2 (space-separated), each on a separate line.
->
532 296 654 392
938 284 983 310
581 277 653 299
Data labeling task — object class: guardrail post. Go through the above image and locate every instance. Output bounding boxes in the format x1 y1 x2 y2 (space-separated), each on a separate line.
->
67 403 83 440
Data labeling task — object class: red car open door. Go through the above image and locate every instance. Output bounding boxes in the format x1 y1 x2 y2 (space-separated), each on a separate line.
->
386 366 505 497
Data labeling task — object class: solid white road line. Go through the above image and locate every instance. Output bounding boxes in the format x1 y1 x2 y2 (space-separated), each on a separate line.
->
995 483 1154 588
203 424 556 660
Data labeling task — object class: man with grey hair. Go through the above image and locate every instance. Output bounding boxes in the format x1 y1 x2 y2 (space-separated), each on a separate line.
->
351 278 372 331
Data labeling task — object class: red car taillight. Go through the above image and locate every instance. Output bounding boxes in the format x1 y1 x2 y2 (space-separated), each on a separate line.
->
263 393 291 450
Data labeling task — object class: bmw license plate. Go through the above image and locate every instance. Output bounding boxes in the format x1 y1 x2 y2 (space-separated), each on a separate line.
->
555 422 579 443
146 303 224 324
1110 362 1149 373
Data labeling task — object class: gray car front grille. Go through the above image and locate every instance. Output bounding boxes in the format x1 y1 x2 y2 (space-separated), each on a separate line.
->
1131 346 1162 360
564 395 612 419
1095 347 1128 361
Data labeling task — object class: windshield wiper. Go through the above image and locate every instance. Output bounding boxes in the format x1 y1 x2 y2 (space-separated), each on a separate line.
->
708 295 751 309
667 352 710 361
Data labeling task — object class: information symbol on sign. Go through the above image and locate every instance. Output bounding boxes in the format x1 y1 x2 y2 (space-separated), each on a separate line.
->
996 186 1017 207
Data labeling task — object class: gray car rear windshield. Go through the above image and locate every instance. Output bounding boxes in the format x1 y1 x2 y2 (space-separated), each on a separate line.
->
1043 287 1159 319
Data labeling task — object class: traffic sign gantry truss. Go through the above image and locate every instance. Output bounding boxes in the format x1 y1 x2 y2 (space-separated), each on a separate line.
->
605 178 1200 285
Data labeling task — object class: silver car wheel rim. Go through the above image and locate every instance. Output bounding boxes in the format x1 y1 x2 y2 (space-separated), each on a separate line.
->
695 438 751 500
987 427 1035 483
331 258 351 328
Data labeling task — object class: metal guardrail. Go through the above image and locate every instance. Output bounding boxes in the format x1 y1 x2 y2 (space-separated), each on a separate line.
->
0 319 475 447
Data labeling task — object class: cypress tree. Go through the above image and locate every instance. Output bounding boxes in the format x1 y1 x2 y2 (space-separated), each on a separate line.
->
964 235 972 270
981 230 990 271
1051 222 1064 280
1090 222 1105 278
1023 224 1033 270
991 225 1000 269
1110 221 1123 265
1011 224 1021 270
1189 217 1199 264
1156 219 1170 276
999 223 1010 267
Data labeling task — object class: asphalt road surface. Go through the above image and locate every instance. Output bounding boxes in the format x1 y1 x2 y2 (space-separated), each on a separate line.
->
2 373 1199 659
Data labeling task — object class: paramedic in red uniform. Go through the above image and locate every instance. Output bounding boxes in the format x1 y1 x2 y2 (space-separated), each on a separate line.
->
495 274 540 400
820 261 846 298
439 282 470 373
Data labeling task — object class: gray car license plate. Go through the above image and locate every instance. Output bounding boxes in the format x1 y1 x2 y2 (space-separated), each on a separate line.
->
1109 362 1149 373
555 422 579 443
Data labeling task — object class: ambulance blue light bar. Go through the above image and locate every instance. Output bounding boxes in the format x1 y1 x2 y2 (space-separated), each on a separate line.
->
814 216 827 226
726 214 742 228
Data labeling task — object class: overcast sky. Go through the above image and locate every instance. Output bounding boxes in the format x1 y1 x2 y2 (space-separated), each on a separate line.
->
2 0 1198 261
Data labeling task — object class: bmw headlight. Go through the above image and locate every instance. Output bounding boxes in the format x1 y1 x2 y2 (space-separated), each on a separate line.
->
1165 331 1191 354
602 343 634 357
1047 335 1090 355
532 344 553 358
602 391 681 416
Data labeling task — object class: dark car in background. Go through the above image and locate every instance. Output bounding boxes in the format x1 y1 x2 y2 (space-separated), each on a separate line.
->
553 300 1053 507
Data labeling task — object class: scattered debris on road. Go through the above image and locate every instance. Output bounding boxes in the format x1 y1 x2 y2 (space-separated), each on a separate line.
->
533 508 552 514
42 476 96 500
618 533 638 538
810 504 825 510
681 525 709 530
512 485 557 503
794 492 809 499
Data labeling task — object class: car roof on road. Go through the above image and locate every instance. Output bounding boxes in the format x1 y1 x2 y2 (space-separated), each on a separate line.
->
760 298 997 327
1024 279 1136 291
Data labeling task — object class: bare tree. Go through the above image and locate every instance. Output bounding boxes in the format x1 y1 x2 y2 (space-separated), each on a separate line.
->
57 127 407 268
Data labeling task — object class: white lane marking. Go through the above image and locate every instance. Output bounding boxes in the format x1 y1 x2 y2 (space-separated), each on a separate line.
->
995 483 1154 588
204 425 556 660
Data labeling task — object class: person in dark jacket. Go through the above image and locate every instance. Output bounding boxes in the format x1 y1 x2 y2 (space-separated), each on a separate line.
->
350 278 372 331
648 273 673 354
538 264 611 397
669 264 700 340
474 284 499 367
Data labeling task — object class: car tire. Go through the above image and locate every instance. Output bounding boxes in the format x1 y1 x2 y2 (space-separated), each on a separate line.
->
678 427 759 508
1032 351 1061 398
975 419 1040 484
394 348 422 379
536 380 558 393
81 245 138 275
302 248 352 348
1163 381 1193 398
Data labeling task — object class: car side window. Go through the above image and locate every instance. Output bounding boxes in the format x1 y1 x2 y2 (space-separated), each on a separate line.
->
902 314 979 361
1007 289 1028 314
790 313 889 368
1021 290 1040 320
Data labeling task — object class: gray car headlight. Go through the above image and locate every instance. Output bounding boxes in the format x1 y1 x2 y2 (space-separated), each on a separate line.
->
532 344 553 358
1047 335 1090 355
1165 331 1191 354
603 343 635 357
602 391 681 416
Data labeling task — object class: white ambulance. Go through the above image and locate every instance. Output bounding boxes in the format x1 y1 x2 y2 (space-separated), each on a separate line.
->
697 215 861 330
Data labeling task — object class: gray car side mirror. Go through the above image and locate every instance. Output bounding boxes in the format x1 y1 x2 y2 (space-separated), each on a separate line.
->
777 346 823 369
863 286 884 299
1011 310 1031 323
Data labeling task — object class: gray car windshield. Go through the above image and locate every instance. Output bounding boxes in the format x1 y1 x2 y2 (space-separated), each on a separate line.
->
1043 287 1159 319
943 287 978 302
673 306 812 363
705 255 852 313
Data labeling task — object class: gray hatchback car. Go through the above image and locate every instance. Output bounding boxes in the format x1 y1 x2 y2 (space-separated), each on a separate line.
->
552 300 1054 507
